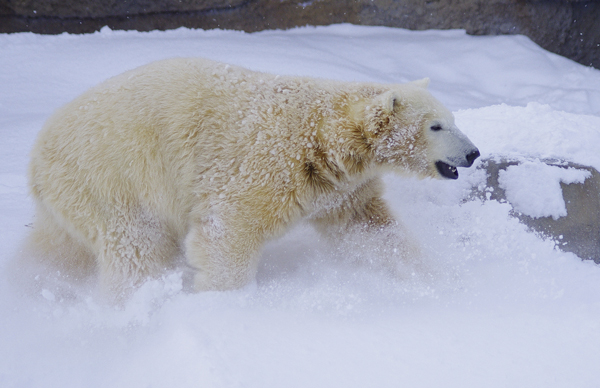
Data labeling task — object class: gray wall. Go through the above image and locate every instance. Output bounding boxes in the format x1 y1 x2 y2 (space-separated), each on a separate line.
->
1 0 599 69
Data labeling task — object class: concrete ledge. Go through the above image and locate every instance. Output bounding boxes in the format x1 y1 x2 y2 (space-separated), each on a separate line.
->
473 158 600 263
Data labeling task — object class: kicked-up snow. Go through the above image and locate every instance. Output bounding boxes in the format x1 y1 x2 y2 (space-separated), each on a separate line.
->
1 24 600 388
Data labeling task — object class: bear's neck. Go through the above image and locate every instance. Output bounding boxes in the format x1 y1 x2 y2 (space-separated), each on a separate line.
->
299 93 380 196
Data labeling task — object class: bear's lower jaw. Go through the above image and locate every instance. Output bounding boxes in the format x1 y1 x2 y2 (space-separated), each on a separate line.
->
435 161 458 179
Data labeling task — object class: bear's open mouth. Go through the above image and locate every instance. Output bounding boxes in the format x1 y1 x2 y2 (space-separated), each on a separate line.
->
435 161 458 179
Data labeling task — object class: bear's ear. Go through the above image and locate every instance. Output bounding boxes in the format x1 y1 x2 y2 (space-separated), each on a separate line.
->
376 90 398 114
362 90 399 135
409 78 430 89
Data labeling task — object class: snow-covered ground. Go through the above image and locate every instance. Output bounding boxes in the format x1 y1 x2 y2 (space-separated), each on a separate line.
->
1 24 600 387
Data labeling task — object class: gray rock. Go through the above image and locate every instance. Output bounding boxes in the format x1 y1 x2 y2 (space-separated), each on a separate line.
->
473 158 600 263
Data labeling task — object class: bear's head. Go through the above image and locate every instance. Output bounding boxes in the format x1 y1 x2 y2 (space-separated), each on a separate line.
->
361 80 479 180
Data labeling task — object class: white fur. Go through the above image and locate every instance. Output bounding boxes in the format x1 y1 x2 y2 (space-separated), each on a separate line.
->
27 58 478 297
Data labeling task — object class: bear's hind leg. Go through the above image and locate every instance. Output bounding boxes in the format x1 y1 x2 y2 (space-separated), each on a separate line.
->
184 216 263 292
97 207 179 298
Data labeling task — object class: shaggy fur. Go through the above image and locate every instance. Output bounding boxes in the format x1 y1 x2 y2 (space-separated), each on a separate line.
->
27 58 478 296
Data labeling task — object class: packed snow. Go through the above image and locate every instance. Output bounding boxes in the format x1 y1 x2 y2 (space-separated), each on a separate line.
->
498 161 591 220
1 24 600 387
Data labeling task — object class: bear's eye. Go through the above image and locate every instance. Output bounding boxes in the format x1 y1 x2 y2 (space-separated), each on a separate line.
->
430 124 443 131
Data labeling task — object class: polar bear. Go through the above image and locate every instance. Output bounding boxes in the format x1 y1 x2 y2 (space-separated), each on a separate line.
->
27 58 479 297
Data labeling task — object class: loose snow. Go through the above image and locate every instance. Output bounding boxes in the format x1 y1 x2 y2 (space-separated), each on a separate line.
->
1 24 600 388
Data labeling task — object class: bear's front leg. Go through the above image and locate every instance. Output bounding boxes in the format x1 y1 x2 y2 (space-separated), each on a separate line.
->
311 178 421 275
184 213 263 291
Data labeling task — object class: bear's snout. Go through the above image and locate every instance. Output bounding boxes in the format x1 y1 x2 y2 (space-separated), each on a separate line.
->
435 147 480 179
465 149 480 167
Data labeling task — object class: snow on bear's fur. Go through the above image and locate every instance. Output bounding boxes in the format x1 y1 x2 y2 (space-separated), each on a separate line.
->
27 58 479 297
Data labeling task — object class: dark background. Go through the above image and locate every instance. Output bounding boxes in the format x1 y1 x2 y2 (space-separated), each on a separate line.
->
1 0 599 69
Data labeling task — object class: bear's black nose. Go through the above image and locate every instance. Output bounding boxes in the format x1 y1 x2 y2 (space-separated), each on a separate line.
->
466 150 480 167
